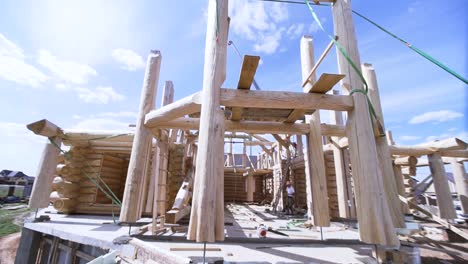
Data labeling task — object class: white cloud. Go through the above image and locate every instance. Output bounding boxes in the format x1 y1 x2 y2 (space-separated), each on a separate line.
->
0 33 49 87
426 131 468 143
253 28 285 54
38 49 97 84
0 121 47 175
111 48 146 71
72 118 132 131
0 34 24 58
308 20 323 34
286 24 305 40
229 0 288 54
97 111 138 118
75 86 125 104
399 135 422 141
409 110 463 124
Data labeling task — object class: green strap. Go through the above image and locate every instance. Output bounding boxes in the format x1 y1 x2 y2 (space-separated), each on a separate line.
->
352 10 468 85
304 0 369 93
304 1 385 136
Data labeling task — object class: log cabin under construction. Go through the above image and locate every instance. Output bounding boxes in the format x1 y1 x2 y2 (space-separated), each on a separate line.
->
16 0 467 263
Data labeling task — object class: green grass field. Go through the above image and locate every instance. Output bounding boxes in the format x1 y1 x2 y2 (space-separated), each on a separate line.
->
0 204 31 237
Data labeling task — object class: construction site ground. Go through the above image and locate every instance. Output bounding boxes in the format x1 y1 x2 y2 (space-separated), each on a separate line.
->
16 204 468 263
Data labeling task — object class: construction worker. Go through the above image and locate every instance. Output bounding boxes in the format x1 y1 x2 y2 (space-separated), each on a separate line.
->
285 180 295 215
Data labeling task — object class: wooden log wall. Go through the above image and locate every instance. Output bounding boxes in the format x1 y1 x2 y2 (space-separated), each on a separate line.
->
290 150 342 217
166 144 185 211
51 146 130 214
325 150 339 218
224 172 265 203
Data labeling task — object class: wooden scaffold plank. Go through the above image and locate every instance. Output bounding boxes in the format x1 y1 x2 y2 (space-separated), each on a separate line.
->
230 55 260 121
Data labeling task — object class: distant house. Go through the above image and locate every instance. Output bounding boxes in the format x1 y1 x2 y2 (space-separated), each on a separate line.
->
0 170 35 197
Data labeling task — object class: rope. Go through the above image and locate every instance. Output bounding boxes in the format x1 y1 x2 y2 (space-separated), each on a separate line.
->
257 0 328 6
258 0 468 85
304 1 384 135
352 10 468 85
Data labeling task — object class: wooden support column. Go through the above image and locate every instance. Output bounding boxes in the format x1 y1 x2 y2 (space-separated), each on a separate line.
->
29 137 62 209
300 36 330 226
148 81 174 223
363 63 405 228
273 143 284 212
296 135 303 157
450 159 468 214
332 0 398 246
330 90 351 218
187 0 228 242
428 153 456 219
120 50 161 222
393 164 410 214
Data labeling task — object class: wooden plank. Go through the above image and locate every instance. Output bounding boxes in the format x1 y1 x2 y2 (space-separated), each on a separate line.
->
231 55 260 121
404 197 468 240
166 206 191 224
237 55 260 89
308 73 345 94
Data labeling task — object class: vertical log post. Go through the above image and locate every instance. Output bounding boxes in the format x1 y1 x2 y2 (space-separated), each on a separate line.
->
393 164 410 214
120 50 161 222
450 159 468 214
150 82 174 228
332 0 399 246
363 63 405 227
300 36 330 226
428 153 456 219
330 90 351 218
296 135 303 157
187 0 228 242
29 137 62 209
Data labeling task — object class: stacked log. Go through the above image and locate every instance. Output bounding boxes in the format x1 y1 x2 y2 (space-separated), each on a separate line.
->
94 154 127 204
166 144 185 211
290 156 310 209
324 150 339 218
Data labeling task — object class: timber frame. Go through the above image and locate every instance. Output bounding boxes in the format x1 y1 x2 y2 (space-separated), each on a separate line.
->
25 0 467 249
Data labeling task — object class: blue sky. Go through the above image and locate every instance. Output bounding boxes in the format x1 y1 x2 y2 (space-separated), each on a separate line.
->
0 0 466 176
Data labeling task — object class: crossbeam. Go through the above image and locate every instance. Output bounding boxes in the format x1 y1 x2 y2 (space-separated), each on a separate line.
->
145 92 201 127
220 88 353 111
150 117 345 136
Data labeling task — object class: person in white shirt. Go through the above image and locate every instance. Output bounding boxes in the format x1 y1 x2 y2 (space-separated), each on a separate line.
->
285 180 295 215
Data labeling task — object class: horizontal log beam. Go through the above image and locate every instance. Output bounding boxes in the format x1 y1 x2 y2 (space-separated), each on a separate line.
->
62 131 133 143
220 88 354 111
27 119 63 137
389 145 468 157
150 117 345 136
144 92 201 128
